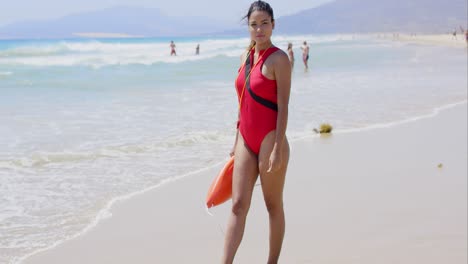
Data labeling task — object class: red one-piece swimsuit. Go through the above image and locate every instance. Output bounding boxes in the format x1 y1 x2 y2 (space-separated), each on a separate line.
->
235 47 279 155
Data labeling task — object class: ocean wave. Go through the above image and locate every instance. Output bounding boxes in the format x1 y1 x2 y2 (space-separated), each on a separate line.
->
0 71 13 78
0 35 357 67
0 39 245 67
0 49 241 68
0 44 70 57
0 130 231 170
10 155 226 264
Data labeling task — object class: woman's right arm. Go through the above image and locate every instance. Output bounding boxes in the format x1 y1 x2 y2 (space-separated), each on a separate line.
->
230 127 239 157
231 51 248 156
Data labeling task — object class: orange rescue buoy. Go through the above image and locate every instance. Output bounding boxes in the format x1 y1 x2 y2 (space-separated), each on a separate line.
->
206 156 234 208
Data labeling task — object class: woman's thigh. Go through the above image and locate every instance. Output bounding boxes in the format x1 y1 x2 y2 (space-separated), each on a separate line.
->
257 131 290 204
232 133 260 203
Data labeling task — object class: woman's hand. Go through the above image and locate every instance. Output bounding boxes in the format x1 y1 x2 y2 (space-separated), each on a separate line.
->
231 128 239 157
229 146 235 157
267 146 282 173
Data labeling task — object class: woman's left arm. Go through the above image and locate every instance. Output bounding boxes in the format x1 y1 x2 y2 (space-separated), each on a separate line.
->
268 51 291 172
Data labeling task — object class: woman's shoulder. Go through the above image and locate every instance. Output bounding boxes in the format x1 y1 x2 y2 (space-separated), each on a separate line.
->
267 48 291 73
270 48 290 63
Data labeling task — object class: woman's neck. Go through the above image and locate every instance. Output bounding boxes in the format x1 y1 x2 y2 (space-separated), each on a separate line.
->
254 41 273 53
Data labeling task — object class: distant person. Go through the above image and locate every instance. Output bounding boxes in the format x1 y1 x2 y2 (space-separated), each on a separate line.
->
452 30 457 40
300 41 310 70
287 42 294 68
460 26 468 44
170 40 176 56
196 44 200 55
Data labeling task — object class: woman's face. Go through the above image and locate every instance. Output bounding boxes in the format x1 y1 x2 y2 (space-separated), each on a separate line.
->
248 10 274 46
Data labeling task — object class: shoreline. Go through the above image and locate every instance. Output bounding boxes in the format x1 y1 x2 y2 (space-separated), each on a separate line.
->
371 33 468 48
330 99 468 135
19 101 467 264
13 160 228 264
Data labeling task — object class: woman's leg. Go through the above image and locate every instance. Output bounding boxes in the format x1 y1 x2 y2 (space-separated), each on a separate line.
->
222 134 259 264
258 131 290 264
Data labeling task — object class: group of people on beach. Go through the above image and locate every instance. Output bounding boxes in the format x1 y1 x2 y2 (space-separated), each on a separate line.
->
169 40 200 56
287 40 310 70
169 39 312 71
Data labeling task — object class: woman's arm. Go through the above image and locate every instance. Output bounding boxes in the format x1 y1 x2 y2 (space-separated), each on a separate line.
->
268 51 291 172
231 111 241 157
273 51 291 149
231 127 239 157
231 51 249 156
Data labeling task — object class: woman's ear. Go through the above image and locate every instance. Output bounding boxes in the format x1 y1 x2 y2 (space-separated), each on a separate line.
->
272 20 275 30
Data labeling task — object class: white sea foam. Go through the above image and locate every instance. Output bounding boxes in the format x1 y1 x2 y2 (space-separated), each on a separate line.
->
0 39 245 67
0 130 231 171
14 157 226 264
0 35 362 67
0 71 13 76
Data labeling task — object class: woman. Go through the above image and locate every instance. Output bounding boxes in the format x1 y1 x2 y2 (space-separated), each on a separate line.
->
300 41 309 69
223 1 291 263
170 40 176 56
287 42 294 68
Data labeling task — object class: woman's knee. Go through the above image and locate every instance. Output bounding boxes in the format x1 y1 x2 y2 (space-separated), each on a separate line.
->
264 198 283 215
231 198 251 216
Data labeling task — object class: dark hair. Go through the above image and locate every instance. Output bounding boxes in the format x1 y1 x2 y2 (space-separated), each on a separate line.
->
243 1 275 23
243 1 275 50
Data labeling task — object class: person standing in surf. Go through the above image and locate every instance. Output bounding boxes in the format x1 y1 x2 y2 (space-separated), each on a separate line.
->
301 41 310 70
223 1 291 263
170 40 177 56
287 42 294 68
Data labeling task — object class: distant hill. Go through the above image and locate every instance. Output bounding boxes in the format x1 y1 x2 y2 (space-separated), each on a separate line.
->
275 0 467 34
0 6 229 39
1 1 466 39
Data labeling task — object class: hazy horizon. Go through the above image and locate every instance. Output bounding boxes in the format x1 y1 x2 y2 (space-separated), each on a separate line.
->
1 0 465 39
0 0 333 27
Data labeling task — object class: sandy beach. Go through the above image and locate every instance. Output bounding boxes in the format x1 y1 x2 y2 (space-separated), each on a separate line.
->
21 101 467 264
375 33 468 48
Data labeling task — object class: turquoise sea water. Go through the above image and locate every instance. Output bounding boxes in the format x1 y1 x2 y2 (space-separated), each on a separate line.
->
0 35 466 263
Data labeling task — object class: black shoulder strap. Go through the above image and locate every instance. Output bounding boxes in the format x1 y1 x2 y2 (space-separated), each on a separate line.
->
244 52 278 112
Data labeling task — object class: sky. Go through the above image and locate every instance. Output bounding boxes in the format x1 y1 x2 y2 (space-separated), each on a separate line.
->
0 0 333 27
